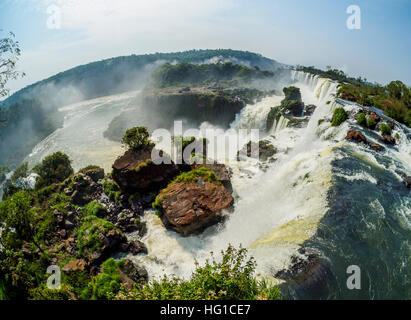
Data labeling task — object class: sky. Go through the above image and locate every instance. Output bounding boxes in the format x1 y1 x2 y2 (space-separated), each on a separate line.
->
1 0 410 96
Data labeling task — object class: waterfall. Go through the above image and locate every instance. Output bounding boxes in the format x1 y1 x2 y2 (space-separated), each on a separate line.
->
269 115 290 134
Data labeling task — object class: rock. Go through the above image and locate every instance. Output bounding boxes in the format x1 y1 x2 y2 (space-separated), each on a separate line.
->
64 220 74 230
381 135 396 145
62 259 87 272
405 176 411 189
112 146 180 193
119 259 148 287
85 168 105 182
368 111 381 123
70 190 88 206
304 105 317 116
158 178 234 236
369 143 384 152
120 240 148 255
346 130 367 144
237 140 277 163
190 163 233 194
275 248 336 299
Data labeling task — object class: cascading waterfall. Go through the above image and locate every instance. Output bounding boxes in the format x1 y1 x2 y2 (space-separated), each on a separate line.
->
129 71 410 300
128 71 340 283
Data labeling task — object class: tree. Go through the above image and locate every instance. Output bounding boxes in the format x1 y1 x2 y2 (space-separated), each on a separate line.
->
0 30 25 98
122 127 153 150
33 152 74 189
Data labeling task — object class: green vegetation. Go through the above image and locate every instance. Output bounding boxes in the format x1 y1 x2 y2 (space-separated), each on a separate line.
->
150 62 274 88
76 215 117 258
318 119 325 126
366 117 376 128
379 123 392 135
122 126 153 150
10 162 28 182
298 65 410 127
81 200 107 217
122 245 281 300
78 165 101 174
337 81 410 127
169 167 218 185
103 179 121 203
266 86 303 131
81 258 124 300
331 107 347 126
356 113 366 126
33 152 73 190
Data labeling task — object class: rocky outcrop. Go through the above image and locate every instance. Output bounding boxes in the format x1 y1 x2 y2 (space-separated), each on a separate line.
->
112 146 180 193
156 178 234 236
190 163 233 194
304 104 317 116
118 259 148 289
380 135 396 145
369 143 384 152
266 86 304 131
237 140 277 162
62 259 88 272
346 130 367 144
405 176 411 189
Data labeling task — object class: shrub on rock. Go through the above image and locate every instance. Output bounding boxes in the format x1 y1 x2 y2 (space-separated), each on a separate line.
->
331 108 347 126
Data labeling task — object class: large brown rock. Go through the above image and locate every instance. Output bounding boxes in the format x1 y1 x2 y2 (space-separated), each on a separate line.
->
346 130 367 144
112 146 180 193
380 135 396 145
190 163 233 194
158 178 234 236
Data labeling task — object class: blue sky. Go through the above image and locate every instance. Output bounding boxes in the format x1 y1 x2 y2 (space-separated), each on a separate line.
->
1 0 410 95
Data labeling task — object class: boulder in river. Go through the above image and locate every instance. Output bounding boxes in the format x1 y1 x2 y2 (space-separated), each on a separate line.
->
112 145 180 193
380 135 396 145
154 168 234 236
346 130 367 144
406 176 411 189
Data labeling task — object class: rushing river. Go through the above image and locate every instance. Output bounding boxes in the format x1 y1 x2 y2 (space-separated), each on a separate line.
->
15 71 411 299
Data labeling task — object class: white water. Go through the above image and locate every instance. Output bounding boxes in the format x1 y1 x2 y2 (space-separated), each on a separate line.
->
127 72 342 280
25 91 140 172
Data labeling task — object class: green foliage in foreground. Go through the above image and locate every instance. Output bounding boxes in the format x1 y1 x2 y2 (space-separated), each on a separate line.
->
120 245 281 300
81 258 125 300
33 152 73 190
102 179 121 203
331 107 347 126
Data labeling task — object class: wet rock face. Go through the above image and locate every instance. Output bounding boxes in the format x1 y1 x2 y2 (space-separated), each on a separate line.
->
369 143 384 152
380 135 396 145
276 248 336 299
158 178 234 236
237 140 277 163
406 176 411 189
112 147 180 193
304 104 317 117
346 130 367 144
